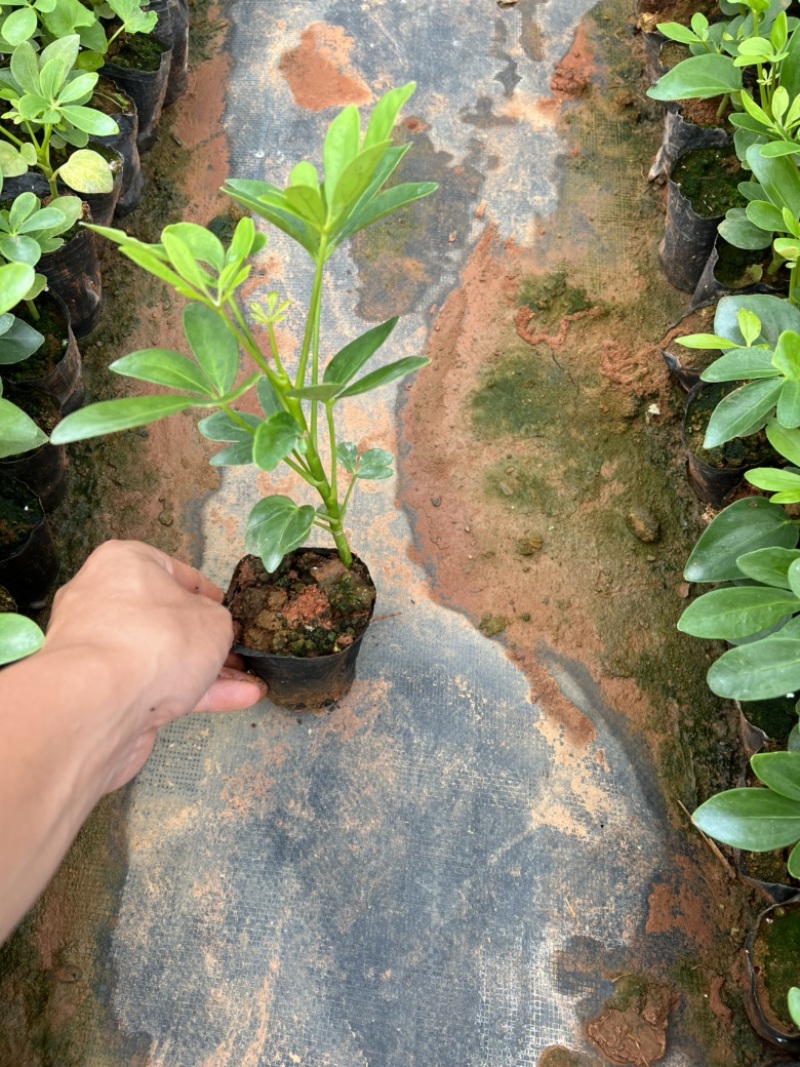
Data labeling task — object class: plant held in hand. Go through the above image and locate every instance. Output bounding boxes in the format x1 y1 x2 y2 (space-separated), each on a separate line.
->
52 83 437 576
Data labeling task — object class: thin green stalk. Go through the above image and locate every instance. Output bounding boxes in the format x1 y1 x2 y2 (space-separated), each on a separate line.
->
295 242 327 388
791 259 800 305
267 322 290 380
325 401 339 508
24 298 39 322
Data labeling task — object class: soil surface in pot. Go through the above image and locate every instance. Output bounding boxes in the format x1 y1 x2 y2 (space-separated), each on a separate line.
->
226 550 376 657
751 903 800 1031
107 30 168 70
90 77 135 117
0 477 42 562
673 147 743 217
4 299 68 384
714 239 775 290
684 380 772 469
0 584 15 612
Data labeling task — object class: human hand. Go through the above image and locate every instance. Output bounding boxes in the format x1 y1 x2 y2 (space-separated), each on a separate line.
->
44 540 266 792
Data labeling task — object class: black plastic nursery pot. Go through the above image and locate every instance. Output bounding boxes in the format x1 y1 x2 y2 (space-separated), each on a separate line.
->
660 146 743 293
690 235 779 312
90 80 145 217
0 474 58 608
681 380 772 507
5 291 84 416
225 548 376 710
648 98 730 183
145 0 190 105
102 35 173 153
38 224 102 338
745 898 800 1054
0 389 68 511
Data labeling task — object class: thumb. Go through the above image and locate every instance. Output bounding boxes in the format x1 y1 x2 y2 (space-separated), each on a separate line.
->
194 668 268 713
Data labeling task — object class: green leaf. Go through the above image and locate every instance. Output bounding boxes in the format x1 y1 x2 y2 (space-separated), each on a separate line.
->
703 378 783 447
161 230 213 293
677 585 800 639
284 383 341 402
752 750 800 800
182 303 239 396
0 395 47 457
0 234 41 266
709 637 800 699
0 261 35 314
58 71 98 105
323 104 360 205
59 104 118 137
222 179 321 258
338 355 430 398
773 330 800 378
363 82 415 150
283 184 325 227
164 222 225 273
700 348 778 380
224 216 257 268
323 317 398 386
57 148 113 194
736 546 800 588
646 53 742 100
714 294 800 347
789 986 800 1024
330 141 393 221
290 161 319 188
747 143 800 220
0 613 43 666
675 332 737 350
357 447 393 480
759 140 800 157
2 7 37 46
767 418 800 463
209 440 253 466
338 440 357 472
197 409 259 442
779 379 800 426
658 21 701 44
745 466 800 491
252 412 301 471
0 315 43 364
739 308 764 346
692 787 800 851
10 41 41 95
50 395 197 443
244 495 315 573
684 498 800 583
256 376 281 417
109 348 215 396
334 180 440 245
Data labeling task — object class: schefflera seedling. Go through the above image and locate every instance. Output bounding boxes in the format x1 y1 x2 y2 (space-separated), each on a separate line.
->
52 83 438 574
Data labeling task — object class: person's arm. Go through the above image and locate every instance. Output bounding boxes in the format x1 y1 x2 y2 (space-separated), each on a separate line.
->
0 540 266 942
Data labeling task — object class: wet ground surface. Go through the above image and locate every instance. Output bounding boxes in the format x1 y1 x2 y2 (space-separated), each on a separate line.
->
0 1 775 1065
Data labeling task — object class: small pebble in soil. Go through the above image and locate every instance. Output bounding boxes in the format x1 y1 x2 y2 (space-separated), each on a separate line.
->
479 614 508 636
431 496 441 507
498 480 513 497
517 535 543 556
626 509 660 543
520 613 531 622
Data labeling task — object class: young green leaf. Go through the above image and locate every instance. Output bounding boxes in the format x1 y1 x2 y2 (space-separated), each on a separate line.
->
363 82 415 150
0 261 35 314
0 395 47 457
57 148 114 194
356 448 393 480
779 379 800 426
773 330 800 379
322 104 360 206
736 546 800 588
700 348 778 380
337 440 358 472
767 418 800 463
739 307 763 346
209 440 254 466
51 395 198 443
646 53 742 100
165 222 225 273
252 412 301 471
676 332 738 350
0 613 44 666
0 316 43 364
752 750 800 800
256 376 282 418
198 409 260 442
244 495 316 573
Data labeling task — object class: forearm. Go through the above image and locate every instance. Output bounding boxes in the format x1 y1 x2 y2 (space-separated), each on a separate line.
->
0 644 123 942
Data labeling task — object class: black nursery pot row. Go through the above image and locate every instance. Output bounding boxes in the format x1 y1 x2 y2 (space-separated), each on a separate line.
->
0 7 190 614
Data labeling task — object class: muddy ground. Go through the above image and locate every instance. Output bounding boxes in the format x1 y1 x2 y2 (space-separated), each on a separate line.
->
0 0 782 1064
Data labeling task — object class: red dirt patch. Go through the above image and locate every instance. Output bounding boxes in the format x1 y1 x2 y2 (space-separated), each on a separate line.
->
279 23 372 111
550 24 595 100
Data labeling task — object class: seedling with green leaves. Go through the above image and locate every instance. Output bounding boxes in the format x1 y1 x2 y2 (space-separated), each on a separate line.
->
52 84 437 574
0 34 119 196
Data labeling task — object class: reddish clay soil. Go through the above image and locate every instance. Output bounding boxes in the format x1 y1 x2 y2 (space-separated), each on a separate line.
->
279 23 372 111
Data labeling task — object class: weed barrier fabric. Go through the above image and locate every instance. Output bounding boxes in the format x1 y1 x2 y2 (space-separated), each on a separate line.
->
38 2 731 1064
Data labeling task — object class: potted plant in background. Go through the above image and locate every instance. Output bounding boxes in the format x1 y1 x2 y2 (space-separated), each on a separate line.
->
52 82 437 708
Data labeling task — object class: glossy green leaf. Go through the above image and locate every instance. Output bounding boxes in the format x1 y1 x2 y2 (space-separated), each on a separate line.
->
692 787 800 850
252 412 300 471
10 40 41 95
2 7 37 46
338 355 429 398
284 383 341 402
675 332 737 350
0 234 40 266
60 104 118 137
779 379 800 426
209 440 253 466
197 409 260 442
714 295 800 347
703 378 783 447
161 231 213 292
789 986 800 1024
323 317 398 386
225 216 257 268
244 495 316 573
0 395 47 457
747 143 800 220
677 586 800 639
0 315 43 364
0 261 34 314
256 376 282 418
700 348 777 380
736 546 800 588
164 222 225 273
646 53 742 100
760 140 800 157
0 613 43 666
747 198 786 233
773 330 800 379
768 419 800 464
331 141 392 220
58 71 98 105
51 395 197 443
752 750 800 800
109 348 215 396
182 303 239 396
745 466 800 492
709 637 800 699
